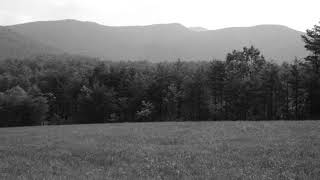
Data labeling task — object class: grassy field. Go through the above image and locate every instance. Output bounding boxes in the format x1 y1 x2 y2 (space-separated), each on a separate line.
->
0 121 319 180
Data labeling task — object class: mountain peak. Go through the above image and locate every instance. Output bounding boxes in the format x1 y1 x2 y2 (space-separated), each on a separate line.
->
148 23 184 27
189 27 208 32
212 24 302 33
251 24 302 33
141 23 188 31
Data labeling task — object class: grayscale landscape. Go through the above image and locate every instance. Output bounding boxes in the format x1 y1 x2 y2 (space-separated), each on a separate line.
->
1 0 320 179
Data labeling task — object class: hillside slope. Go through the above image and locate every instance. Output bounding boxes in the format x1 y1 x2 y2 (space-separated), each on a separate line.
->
0 26 61 60
8 20 307 62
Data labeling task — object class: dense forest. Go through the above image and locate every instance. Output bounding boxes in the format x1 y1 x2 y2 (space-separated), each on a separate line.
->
0 22 320 127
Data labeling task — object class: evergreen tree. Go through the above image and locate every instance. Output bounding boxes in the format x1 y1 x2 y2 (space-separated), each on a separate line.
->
301 21 320 118
302 21 320 73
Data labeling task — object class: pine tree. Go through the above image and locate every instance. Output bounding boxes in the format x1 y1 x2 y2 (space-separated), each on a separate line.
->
301 21 320 118
302 21 320 74
208 60 226 120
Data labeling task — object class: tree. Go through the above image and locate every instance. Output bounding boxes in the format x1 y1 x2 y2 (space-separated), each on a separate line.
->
76 84 118 123
0 86 48 127
147 63 171 121
260 62 281 120
225 46 266 120
208 60 226 120
279 63 291 120
302 21 320 73
287 58 309 120
301 21 320 118
136 100 154 122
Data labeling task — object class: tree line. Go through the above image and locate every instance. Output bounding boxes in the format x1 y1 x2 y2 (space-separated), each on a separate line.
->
0 22 320 127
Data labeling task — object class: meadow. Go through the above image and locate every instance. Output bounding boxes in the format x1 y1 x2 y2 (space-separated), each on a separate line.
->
0 121 319 179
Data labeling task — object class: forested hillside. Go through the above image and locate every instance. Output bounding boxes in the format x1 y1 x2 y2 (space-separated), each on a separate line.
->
0 26 60 60
1 21 319 127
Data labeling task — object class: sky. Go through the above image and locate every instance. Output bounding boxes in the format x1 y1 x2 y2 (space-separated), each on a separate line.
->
0 0 319 31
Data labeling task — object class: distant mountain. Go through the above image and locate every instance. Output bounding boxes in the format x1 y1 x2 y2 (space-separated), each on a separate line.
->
0 26 61 60
6 20 307 62
189 27 208 32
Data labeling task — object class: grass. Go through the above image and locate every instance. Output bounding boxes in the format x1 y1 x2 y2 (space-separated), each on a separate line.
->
0 121 320 179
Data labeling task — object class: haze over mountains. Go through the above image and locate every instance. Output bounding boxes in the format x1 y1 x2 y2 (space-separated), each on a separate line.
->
0 19 307 62
0 26 60 59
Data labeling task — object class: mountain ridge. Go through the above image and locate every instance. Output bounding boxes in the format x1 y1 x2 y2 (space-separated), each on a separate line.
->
2 19 307 62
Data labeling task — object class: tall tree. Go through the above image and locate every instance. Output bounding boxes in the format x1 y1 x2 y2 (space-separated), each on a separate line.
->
208 60 226 120
301 21 320 118
302 21 320 74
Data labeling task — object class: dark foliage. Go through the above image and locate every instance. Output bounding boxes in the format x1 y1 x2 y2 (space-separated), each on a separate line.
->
0 22 320 127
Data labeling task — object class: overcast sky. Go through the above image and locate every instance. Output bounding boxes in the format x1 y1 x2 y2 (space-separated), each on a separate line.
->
0 0 319 31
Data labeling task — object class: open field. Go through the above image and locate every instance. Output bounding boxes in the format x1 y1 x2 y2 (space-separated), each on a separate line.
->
0 121 320 180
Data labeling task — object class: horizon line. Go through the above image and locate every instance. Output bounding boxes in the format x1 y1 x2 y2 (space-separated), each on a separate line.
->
2 18 304 33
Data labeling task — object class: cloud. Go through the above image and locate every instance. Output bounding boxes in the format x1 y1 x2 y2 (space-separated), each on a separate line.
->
0 10 33 25
0 0 84 25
